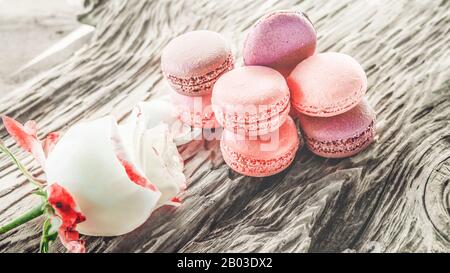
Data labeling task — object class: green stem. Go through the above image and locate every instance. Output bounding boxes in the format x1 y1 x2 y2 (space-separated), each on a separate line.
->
0 142 44 190
0 204 45 234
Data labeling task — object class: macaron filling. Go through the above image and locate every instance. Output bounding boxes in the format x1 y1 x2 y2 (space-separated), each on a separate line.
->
214 93 290 124
305 121 375 155
166 54 234 95
220 139 299 177
215 102 290 135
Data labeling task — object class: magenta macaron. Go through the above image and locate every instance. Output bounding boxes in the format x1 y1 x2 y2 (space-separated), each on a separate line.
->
298 100 376 158
161 30 234 96
243 10 317 77
221 116 302 177
288 52 367 117
212 66 290 136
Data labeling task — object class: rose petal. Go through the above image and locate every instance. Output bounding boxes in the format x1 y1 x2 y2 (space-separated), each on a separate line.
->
42 131 60 157
46 117 161 236
110 119 159 192
58 231 86 253
132 123 186 206
165 197 182 207
2 116 46 168
48 183 85 226
158 130 187 191
47 183 86 253
130 97 202 146
24 120 38 135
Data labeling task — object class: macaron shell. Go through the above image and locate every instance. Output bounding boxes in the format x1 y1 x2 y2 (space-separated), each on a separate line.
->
171 91 220 129
213 66 289 107
221 143 297 177
221 116 301 177
305 127 375 158
212 66 290 136
299 100 376 158
162 30 234 96
243 10 317 77
164 55 234 96
222 115 300 159
288 52 367 117
161 30 232 78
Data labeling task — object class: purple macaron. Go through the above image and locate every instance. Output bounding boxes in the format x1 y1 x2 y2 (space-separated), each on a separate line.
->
161 30 234 96
243 10 317 77
298 100 376 158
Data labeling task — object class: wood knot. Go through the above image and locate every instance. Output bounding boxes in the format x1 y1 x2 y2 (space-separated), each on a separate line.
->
424 157 450 242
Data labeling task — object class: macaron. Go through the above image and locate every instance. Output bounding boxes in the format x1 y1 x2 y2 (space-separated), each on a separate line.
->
298 100 376 158
288 52 367 117
212 66 290 136
243 10 317 77
161 30 234 96
221 116 301 177
171 91 220 129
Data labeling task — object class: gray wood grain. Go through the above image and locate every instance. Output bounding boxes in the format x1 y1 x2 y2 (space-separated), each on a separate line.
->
0 0 449 253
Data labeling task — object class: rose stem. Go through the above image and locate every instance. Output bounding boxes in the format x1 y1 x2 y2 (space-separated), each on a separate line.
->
0 204 45 234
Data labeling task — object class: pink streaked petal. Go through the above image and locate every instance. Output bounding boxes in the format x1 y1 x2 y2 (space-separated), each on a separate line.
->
117 158 158 192
179 182 187 191
47 183 86 253
24 120 38 136
135 105 142 119
2 116 37 153
42 131 61 157
165 197 182 207
2 116 47 168
58 230 86 253
48 183 86 227
110 121 159 192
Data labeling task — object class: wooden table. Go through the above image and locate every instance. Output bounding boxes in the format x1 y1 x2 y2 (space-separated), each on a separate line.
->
0 0 449 253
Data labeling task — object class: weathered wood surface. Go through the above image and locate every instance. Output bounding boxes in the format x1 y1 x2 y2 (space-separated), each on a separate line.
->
0 0 449 253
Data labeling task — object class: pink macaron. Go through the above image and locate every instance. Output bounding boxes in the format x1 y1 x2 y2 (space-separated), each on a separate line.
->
171 91 220 129
288 52 367 117
221 116 302 177
243 10 317 77
298 100 376 158
161 30 234 96
212 66 290 136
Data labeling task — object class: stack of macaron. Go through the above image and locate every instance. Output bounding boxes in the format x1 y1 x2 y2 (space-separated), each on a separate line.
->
212 66 301 177
161 30 234 129
161 10 376 177
288 52 376 158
